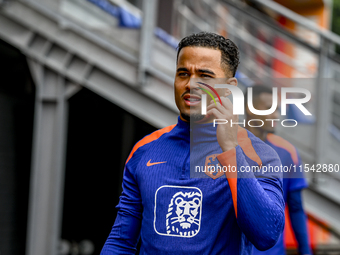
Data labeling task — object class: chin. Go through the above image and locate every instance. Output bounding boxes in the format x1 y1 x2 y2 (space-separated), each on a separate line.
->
181 113 205 122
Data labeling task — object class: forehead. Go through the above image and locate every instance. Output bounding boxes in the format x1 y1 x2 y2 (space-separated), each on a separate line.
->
177 46 222 68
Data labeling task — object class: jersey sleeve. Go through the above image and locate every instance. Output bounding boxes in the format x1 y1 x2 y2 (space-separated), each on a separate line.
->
100 125 175 254
287 190 312 255
100 159 143 255
217 144 285 251
287 151 308 192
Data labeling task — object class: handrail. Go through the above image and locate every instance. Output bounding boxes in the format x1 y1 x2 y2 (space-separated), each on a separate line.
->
208 0 321 54
226 23 315 76
249 0 340 46
177 4 210 32
307 213 340 240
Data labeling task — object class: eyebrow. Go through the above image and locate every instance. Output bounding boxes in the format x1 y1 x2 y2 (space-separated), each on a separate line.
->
176 67 189 73
176 67 216 76
198 69 215 75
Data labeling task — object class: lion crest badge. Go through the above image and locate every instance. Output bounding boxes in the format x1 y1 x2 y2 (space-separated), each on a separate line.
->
154 185 202 238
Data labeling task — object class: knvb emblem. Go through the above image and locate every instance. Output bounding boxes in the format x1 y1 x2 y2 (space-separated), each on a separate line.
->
204 154 224 179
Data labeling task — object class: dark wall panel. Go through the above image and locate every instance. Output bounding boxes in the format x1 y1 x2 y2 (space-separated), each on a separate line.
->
0 40 35 255
62 88 156 255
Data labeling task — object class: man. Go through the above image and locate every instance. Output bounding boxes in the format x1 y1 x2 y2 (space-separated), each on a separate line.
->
245 85 312 255
101 32 284 254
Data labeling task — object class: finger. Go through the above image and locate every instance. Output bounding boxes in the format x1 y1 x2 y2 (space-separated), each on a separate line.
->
220 97 233 110
208 96 233 109
206 101 226 113
206 108 227 120
206 98 231 116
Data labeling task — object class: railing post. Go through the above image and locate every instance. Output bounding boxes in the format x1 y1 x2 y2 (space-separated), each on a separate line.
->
26 61 68 255
138 0 158 86
314 36 332 176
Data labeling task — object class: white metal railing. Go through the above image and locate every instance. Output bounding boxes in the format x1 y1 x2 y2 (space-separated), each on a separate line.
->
171 0 340 169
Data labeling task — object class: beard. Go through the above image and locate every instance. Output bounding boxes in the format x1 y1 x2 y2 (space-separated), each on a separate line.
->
181 113 205 122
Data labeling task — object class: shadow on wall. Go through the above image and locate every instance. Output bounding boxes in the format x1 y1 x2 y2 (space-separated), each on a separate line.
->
61 88 156 255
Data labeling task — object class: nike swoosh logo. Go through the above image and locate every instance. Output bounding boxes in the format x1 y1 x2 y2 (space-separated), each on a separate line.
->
147 159 167 167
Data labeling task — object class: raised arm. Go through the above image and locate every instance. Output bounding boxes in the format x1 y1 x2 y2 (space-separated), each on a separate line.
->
217 145 285 251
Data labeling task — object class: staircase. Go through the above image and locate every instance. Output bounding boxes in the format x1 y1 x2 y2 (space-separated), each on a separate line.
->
1 0 340 254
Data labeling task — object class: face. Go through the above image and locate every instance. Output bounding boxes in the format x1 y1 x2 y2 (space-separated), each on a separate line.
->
174 46 235 122
252 93 279 133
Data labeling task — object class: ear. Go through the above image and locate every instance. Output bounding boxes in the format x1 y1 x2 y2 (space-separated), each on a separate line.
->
223 78 238 97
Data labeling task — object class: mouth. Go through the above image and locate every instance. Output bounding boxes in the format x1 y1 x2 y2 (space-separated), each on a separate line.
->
183 94 201 106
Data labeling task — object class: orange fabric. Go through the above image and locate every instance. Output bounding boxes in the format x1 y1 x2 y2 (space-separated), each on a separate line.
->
274 0 323 9
273 4 328 78
285 210 330 249
237 127 263 167
272 17 295 78
307 215 330 248
267 133 299 165
217 148 238 218
284 206 298 248
125 124 176 164
216 127 264 218
295 6 328 30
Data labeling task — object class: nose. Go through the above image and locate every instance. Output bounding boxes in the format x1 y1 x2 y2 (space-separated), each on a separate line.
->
183 204 190 216
185 79 201 92
184 79 191 91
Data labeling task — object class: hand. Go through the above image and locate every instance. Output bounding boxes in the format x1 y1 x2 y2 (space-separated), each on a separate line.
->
206 96 239 152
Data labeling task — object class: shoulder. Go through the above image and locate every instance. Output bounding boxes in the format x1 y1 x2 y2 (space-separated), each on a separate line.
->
125 124 176 165
236 127 279 166
266 133 299 165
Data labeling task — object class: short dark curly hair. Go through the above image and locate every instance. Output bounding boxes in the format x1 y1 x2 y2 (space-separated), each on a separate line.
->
177 32 240 77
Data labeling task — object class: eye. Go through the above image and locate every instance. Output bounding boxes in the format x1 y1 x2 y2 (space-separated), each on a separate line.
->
178 72 189 77
192 198 200 205
201 74 212 78
175 197 184 205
